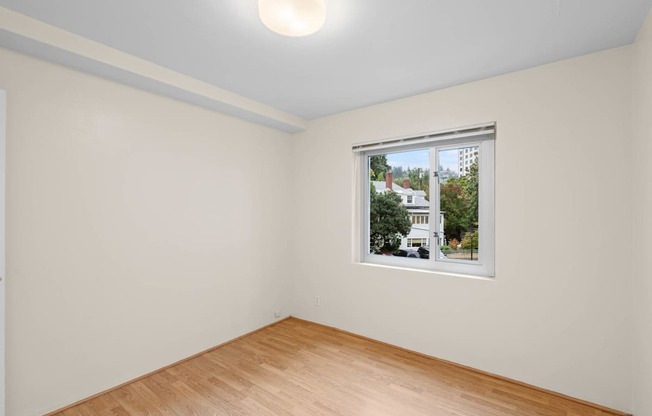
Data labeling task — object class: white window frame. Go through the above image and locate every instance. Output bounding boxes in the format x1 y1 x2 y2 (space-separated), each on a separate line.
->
354 124 495 277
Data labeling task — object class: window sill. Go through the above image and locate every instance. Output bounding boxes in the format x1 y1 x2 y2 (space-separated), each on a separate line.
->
353 260 495 282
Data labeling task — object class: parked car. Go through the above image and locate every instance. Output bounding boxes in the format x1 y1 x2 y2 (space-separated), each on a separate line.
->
417 246 429 259
394 247 447 259
416 246 448 259
394 248 421 258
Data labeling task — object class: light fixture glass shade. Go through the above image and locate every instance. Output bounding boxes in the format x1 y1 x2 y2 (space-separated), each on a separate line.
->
258 0 326 37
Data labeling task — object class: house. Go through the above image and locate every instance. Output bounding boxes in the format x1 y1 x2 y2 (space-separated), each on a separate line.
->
371 172 446 249
0 2 651 416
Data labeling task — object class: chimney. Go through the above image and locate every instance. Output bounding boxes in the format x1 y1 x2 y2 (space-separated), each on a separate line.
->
385 172 393 191
403 179 410 189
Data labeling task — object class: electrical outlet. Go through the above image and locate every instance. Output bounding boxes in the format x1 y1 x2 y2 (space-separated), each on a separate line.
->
274 310 281 318
315 296 320 306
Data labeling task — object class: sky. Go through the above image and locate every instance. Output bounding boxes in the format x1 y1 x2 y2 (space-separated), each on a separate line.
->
386 149 460 171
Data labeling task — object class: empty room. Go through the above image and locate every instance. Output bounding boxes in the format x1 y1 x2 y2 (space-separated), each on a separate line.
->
1 0 651 415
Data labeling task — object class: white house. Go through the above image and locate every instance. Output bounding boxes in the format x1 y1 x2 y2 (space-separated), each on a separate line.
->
372 172 446 249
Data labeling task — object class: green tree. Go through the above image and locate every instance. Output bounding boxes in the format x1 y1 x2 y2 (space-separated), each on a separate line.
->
461 161 479 227
408 168 429 199
391 166 406 179
461 231 479 250
369 155 390 180
392 167 430 200
440 156 479 240
461 230 479 260
439 181 470 240
369 184 412 253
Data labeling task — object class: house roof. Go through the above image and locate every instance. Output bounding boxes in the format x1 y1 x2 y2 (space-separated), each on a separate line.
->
371 181 429 208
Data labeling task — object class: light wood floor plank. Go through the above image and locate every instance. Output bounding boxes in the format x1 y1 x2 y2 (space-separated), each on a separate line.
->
49 318 629 416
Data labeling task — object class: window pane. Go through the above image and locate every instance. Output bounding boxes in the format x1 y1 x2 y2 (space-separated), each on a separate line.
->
439 146 479 262
358 127 494 276
368 150 430 260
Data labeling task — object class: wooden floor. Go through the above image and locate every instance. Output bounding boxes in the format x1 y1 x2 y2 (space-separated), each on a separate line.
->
51 318 627 416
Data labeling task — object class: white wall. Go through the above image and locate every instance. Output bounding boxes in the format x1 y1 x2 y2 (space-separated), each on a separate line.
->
0 88 6 416
632 10 652 416
0 47 294 416
0 31 644 416
291 47 634 412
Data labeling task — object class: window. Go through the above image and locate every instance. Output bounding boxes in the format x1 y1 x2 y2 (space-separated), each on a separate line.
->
354 124 495 277
407 238 429 248
411 214 429 225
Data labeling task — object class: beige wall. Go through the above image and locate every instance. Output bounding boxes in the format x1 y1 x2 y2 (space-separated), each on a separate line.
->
291 47 634 411
0 47 294 416
632 10 652 416
1 30 647 415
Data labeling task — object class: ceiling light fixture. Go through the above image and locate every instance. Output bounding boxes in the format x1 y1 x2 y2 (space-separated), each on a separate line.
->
258 0 326 37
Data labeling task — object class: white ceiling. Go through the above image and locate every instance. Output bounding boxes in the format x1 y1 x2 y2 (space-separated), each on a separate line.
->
0 0 651 131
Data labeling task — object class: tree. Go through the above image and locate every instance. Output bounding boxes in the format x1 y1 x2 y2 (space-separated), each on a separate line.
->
408 168 429 198
460 161 479 227
440 158 479 239
439 181 470 240
369 155 390 180
461 231 479 260
391 167 430 200
391 165 406 179
369 184 412 253
461 231 478 250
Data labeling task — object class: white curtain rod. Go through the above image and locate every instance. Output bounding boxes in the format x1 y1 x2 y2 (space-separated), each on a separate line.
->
351 123 495 153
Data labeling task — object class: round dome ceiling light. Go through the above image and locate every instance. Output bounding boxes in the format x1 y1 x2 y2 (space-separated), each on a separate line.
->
258 0 326 37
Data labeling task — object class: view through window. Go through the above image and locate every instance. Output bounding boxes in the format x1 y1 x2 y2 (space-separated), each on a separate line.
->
368 146 480 262
359 127 494 276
